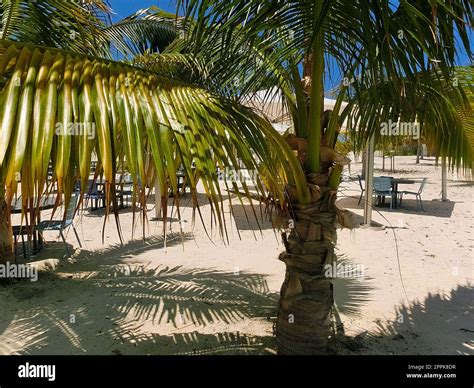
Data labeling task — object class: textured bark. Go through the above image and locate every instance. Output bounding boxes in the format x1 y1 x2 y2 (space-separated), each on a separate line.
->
276 175 337 355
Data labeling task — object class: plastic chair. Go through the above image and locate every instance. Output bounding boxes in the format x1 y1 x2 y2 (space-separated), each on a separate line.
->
373 177 396 210
84 179 104 210
399 178 427 211
35 195 82 257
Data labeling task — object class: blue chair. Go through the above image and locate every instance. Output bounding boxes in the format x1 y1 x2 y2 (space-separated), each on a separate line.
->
399 178 427 211
84 179 104 210
35 195 82 257
117 175 141 206
373 177 396 210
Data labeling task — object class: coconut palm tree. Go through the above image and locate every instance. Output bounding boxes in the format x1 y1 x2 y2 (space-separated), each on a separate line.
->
0 0 472 356
176 0 473 354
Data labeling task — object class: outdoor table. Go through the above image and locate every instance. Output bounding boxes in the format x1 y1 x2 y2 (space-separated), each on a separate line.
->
95 180 130 209
11 196 57 254
391 178 415 208
392 178 415 193
374 177 415 209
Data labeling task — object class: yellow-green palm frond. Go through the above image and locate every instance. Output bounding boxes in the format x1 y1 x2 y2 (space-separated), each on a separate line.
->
0 40 310 242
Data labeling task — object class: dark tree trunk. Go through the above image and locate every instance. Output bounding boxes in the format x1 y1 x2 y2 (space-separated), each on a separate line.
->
0 195 13 265
416 139 423 164
276 174 337 355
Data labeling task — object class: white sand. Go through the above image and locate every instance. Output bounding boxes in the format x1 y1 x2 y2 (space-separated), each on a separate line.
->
0 155 472 355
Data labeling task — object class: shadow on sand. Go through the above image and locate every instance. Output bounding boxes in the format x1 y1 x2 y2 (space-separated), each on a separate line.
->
336 195 456 218
3 236 468 355
333 285 473 355
0 243 376 355
0 234 279 355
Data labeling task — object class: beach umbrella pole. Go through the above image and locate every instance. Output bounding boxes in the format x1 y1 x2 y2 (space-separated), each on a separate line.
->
363 134 375 225
441 156 448 201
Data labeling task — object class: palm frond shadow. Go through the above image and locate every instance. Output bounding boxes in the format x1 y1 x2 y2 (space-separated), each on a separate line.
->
107 328 275 355
334 285 473 355
336 195 456 218
32 231 192 261
231 203 274 231
332 254 374 318
0 235 278 355
67 233 193 268
446 181 474 187
82 264 275 327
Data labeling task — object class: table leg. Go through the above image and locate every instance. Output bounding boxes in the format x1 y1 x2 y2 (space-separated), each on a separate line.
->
393 183 398 209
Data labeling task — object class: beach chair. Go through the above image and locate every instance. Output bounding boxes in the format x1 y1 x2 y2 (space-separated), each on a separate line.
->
117 174 141 206
84 179 104 210
11 196 29 258
373 177 396 210
399 178 427 211
35 195 82 257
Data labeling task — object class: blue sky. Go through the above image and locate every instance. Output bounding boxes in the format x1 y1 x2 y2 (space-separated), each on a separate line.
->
110 0 472 89
110 0 472 64
110 0 176 21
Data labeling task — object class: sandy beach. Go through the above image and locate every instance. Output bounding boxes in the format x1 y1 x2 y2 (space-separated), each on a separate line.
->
0 155 472 355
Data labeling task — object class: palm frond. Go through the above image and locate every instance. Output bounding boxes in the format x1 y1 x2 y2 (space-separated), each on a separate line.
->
0 40 310 241
103 7 184 58
0 0 110 57
132 52 210 87
178 0 472 145
347 66 474 169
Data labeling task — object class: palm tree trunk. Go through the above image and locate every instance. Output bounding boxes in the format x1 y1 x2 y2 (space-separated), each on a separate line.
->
416 137 422 164
276 175 337 355
277 13 336 351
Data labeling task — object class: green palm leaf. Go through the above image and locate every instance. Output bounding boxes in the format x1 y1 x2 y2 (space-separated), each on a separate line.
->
346 66 474 169
0 0 110 56
177 0 472 166
103 7 184 57
0 39 310 240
